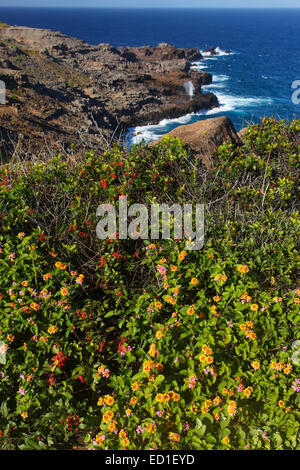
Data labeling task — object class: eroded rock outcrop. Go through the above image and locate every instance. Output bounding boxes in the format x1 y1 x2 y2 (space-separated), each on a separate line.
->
150 116 241 169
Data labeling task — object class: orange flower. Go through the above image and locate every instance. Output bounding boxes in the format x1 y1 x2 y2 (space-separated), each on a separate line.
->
237 265 249 274
187 305 195 316
60 287 69 296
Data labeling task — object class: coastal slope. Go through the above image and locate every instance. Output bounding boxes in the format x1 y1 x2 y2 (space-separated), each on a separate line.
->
0 23 218 158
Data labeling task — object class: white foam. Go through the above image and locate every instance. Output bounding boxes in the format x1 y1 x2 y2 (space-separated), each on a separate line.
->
126 112 197 145
126 90 273 145
198 74 229 90
205 91 273 114
191 61 208 70
200 46 233 57
213 74 229 82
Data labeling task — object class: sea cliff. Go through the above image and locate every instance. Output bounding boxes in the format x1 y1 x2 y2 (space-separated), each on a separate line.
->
0 22 218 158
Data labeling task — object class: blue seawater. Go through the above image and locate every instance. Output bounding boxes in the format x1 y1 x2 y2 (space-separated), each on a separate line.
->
0 7 299 142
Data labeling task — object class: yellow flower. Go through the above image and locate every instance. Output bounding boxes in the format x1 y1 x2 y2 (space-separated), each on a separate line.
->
170 265 178 272
132 381 141 391
156 330 164 339
104 395 114 406
191 278 199 285
170 391 180 402
190 404 198 413
108 420 117 433
199 354 207 363
103 410 114 423
251 360 260 371
40 336 48 343
237 265 249 273
213 396 222 406
30 302 39 311
21 411 28 419
222 436 230 445
278 400 285 408
145 423 156 434
48 325 58 335
55 261 67 270
243 386 253 398
143 360 155 373
60 287 69 296
156 393 165 403
95 433 105 445
214 273 228 283
250 304 259 311
129 396 138 406
169 432 180 442
284 364 292 375
187 305 195 316
121 437 130 447
213 295 221 302
76 275 84 284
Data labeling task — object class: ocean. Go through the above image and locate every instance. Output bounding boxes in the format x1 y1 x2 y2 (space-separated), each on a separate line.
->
0 7 299 143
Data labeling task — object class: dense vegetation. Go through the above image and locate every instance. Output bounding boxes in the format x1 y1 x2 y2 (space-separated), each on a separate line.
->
0 117 299 450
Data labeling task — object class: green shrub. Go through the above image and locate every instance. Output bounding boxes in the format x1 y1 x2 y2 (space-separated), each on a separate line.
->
0 117 299 449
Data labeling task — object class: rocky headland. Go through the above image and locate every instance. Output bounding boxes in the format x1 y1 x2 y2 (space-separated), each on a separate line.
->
0 22 220 159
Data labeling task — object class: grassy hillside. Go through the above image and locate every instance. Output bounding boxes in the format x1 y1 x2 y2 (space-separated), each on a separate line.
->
0 117 299 450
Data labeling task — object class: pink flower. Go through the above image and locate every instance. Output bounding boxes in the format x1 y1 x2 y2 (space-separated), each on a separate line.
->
183 422 190 431
292 379 300 392
136 425 145 434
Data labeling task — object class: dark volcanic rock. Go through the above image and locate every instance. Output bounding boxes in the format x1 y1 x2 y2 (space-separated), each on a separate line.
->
203 46 218 56
0 24 219 159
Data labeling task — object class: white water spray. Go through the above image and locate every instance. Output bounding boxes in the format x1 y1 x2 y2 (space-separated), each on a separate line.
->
183 80 195 98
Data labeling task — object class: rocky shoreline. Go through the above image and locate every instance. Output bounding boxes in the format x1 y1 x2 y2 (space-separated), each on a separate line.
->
0 22 220 159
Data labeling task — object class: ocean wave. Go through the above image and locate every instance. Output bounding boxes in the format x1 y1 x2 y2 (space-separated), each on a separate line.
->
126 91 273 145
213 74 229 82
206 92 273 114
200 46 233 57
126 113 196 145
203 74 230 89
191 61 208 70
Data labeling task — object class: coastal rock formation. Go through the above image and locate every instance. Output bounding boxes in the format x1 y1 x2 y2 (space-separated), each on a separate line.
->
0 23 219 158
150 116 241 169
202 46 232 56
